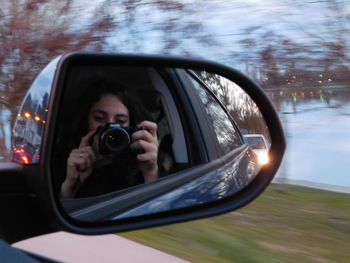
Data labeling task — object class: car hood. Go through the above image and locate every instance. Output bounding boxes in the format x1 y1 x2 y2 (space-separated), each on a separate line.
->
13 231 188 263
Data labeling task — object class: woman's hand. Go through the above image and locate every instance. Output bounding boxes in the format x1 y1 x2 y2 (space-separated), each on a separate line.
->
130 121 159 182
60 130 97 198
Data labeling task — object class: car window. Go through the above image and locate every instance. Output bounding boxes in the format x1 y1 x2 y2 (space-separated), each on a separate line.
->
244 136 267 149
188 74 243 156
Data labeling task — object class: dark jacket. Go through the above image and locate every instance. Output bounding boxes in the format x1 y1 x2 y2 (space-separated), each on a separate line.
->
74 151 144 198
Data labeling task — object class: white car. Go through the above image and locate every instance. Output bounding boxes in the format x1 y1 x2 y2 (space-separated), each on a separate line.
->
243 134 270 166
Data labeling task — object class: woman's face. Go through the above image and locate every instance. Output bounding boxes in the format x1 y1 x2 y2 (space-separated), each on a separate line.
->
88 94 130 131
88 94 130 156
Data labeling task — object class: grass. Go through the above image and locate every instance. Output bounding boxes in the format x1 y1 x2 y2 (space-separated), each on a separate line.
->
121 184 350 263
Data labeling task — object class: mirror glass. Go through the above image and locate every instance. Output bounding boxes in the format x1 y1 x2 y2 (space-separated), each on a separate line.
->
52 62 270 222
11 56 60 164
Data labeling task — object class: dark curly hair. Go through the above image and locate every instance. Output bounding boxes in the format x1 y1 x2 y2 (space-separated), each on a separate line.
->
75 78 151 142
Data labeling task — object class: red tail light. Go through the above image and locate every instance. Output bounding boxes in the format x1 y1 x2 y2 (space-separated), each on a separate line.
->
12 146 33 164
21 156 30 164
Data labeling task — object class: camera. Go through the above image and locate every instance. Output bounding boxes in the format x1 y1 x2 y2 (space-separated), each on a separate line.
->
97 123 144 155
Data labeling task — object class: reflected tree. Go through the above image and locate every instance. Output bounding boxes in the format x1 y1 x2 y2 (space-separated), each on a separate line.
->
195 71 270 141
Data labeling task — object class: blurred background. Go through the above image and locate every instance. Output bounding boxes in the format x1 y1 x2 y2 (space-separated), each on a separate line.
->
1 1 349 262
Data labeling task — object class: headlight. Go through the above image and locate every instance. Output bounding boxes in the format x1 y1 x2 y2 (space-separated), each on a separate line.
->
257 153 269 165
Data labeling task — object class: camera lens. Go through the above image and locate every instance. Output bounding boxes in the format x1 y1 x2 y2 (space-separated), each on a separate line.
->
103 128 130 153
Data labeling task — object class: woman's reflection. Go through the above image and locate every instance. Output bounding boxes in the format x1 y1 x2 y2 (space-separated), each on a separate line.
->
60 79 161 198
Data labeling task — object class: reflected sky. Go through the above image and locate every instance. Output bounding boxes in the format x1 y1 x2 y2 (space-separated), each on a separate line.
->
273 87 350 187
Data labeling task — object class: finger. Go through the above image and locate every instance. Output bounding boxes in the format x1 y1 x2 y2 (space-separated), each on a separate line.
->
137 121 157 137
136 151 158 163
68 156 88 171
130 139 158 154
132 129 158 144
70 148 94 168
79 129 98 148
71 151 95 171
79 146 96 164
77 157 91 171
81 154 92 171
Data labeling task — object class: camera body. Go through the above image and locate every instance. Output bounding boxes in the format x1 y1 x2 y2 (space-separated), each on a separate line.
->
98 123 143 155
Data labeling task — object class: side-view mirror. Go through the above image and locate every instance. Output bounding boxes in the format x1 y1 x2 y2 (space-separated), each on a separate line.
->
11 52 285 235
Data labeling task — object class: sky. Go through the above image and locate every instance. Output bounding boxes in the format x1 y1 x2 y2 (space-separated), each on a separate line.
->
101 0 350 72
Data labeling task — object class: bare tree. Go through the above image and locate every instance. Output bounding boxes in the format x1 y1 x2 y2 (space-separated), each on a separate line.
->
0 0 114 160
108 0 217 55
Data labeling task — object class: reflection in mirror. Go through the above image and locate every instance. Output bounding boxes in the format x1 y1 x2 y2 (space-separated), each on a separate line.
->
52 62 270 222
53 65 187 198
12 56 61 164
192 71 271 166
